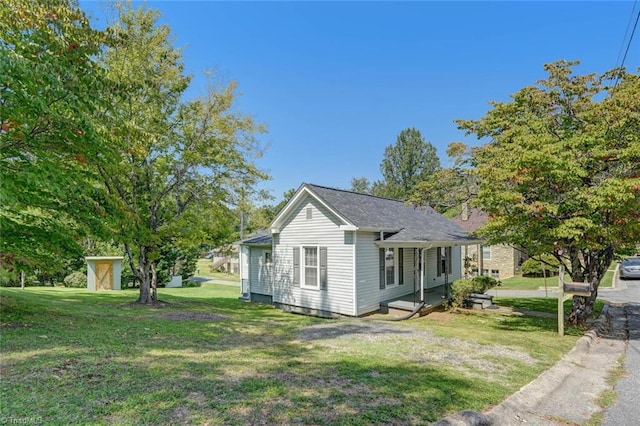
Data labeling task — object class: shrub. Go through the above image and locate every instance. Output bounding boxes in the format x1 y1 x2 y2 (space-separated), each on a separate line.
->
521 255 560 277
184 279 201 288
0 268 19 287
450 279 475 308
449 276 499 309
471 275 498 293
63 271 87 288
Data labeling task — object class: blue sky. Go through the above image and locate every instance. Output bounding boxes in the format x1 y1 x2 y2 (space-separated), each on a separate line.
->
81 1 639 203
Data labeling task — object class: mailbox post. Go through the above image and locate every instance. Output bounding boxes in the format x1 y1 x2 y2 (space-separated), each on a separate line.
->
557 265 593 336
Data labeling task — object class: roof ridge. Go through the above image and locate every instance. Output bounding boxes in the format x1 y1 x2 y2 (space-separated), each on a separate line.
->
305 183 406 204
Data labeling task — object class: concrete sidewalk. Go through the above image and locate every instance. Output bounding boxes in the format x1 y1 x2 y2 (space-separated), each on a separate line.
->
484 304 627 425
436 288 638 426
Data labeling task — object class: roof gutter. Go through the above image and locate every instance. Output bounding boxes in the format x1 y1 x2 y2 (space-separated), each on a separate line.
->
375 239 484 248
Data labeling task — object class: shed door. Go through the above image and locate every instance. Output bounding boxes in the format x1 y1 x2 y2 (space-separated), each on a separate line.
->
96 262 113 290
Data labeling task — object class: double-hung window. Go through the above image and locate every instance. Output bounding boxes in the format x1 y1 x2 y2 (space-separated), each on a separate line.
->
303 246 318 288
293 246 327 290
482 245 491 260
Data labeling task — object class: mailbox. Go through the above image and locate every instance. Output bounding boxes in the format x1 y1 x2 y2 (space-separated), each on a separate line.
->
563 281 592 296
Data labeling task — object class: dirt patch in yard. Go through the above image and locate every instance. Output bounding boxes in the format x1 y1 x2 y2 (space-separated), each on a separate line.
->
298 318 537 384
456 305 557 319
424 311 454 321
123 300 172 308
0 322 31 329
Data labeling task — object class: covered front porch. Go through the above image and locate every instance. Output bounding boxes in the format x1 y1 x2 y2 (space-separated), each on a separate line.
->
380 285 448 315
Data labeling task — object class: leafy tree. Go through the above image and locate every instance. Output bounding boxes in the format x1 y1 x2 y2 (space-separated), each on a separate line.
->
350 177 372 194
236 187 274 240
376 127 441 200
100 3 267 304
0 0 118 273
242 188 296 237
410 142 479 213
458 60 640 325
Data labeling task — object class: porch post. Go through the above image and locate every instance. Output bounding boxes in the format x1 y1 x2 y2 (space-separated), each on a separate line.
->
420 248 425 303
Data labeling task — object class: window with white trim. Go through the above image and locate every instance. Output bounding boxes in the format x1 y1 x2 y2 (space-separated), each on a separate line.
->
264 251 272 264
303 246 319 288
482 245 491 260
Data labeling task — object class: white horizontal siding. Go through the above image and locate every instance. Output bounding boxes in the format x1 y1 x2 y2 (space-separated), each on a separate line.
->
354 232 418 316
425 246 462 287
249 247 272 296
355 232 380 315
272 196 354 316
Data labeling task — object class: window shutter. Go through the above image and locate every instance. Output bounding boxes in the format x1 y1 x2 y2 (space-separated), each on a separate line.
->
446 247 452 274
398 248 404 285
293 247 300 287
319 247 327 290
437 247 442 276
379 248 385 289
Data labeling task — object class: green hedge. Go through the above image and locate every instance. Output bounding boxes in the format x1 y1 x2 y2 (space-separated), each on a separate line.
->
521 255 561 277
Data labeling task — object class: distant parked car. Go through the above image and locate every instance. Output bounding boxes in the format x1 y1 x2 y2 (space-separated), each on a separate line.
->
620 257 640 280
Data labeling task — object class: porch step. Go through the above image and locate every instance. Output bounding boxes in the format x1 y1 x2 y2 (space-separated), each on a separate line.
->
464 296 494 309
469 293 493 301
381 299 445 318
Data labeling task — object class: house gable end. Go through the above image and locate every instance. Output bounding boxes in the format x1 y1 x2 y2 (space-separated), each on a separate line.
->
271 184 353 232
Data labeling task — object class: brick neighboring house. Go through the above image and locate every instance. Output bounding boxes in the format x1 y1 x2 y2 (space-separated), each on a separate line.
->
451 206 527 280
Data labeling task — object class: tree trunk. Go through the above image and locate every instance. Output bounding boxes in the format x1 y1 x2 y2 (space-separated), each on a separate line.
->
150 261 158 302
567 245 613 326
136 247 154 304
568 291 597 326
138 277 151 304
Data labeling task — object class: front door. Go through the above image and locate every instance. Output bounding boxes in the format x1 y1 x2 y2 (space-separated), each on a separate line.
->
96 262 113 290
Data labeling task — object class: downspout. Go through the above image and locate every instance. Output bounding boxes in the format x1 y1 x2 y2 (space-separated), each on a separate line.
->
421 247 425 303
271 236 275 298
352 231 357 316
383 301 426 321
379 244 430 321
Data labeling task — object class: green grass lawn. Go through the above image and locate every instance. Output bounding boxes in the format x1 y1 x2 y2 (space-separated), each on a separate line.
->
0 286 585 425
499 263 616 290
195 258 239 282
494 297 605 317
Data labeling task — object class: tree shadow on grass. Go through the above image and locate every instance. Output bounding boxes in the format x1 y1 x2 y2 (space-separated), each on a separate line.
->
1 335 493 425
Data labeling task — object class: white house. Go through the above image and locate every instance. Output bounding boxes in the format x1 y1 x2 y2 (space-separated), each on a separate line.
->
239 184 481 317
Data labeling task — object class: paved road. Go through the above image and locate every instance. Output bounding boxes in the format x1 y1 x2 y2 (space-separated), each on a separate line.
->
600 275 640 426
189 276 241 286
483 269 640 425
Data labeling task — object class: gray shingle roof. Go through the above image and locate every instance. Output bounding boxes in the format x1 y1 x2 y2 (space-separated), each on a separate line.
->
241 232 272 245
450 208 488 234
305 184 475 243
